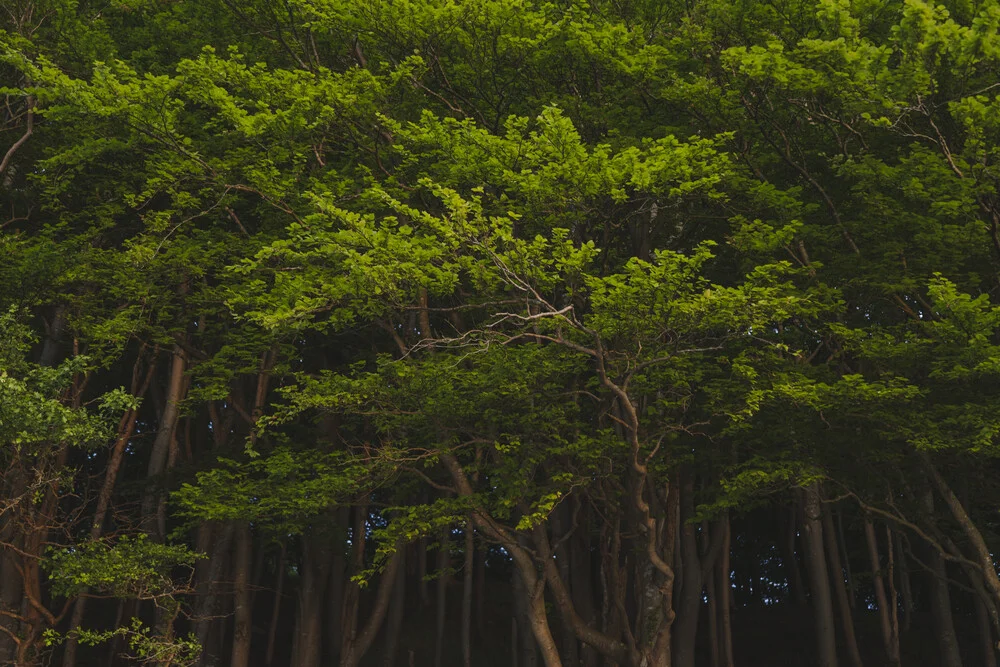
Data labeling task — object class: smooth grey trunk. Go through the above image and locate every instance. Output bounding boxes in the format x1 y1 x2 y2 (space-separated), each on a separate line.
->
800 484 838 667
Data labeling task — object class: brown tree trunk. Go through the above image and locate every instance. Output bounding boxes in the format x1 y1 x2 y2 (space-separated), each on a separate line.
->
800 484 838 667
292 532 332 667
781 502 808 607
822 504 863 667
434 527 450 667
230 522 253 667
195 521 236 666
462 521 474 667
383 548 407 667
340 546 404 667
977 592 998 667
894 531 913 633
673 473 702 667
717 514 734 667
265 542 286 667
141 346 186 539
63 352 156 667
836 510 857 610
863 516 900 667
924 454 1000 613
439 453 562 667
921 491 962 667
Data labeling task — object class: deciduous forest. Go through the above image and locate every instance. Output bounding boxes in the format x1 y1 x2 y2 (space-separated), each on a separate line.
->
3 0 1000 666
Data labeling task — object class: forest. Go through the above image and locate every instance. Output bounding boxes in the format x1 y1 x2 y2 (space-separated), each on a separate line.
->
3 0 1000 666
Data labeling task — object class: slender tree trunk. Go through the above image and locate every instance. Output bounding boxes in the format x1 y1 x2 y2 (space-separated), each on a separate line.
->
475 534 487 640
418 536 430 608
292 533 332 667
195 521 236 666
63 353 156 667
673 473 702 667
836 510 857 610
339 503 369 663
462 521 474 667
434 527 450 667
340 547 405 667
718 514 734 667
327 525 348 661
551 506 580 667
800 484 838 667
383 548 407 667
265 542 287 667
702 522 720 667
142 346 186 539
977 592 998 667
782 502 808 607
921 491 962 667
439 453 562 667
230 522 253 667
894 531 913 633
821 504 863 667
863 516 900 667
513 564 539 667
885 525 901 665
922 454 1000 610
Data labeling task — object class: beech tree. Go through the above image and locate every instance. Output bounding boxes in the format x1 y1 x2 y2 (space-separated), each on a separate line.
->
3 0 1000 666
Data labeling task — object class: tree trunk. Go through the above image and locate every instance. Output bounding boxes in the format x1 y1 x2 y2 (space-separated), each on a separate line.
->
292 532 332 667
339 547 404 667
836 510 857 610
922 454 1000 611
462 521 474 667
800 484 838 667
513 563 539 667
717 514 734 667
921 491 962 667
863 515 900 667
195 521 236 666
439 453 562 667
63 352 156 667
782 502 808 607
821 504 863 667
434 527 450 667
383 547 407 667
977 592 998 667
266 542 286 667
894 531 913 633
141 346 186 539
673 473 702 667
230 522 253 667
